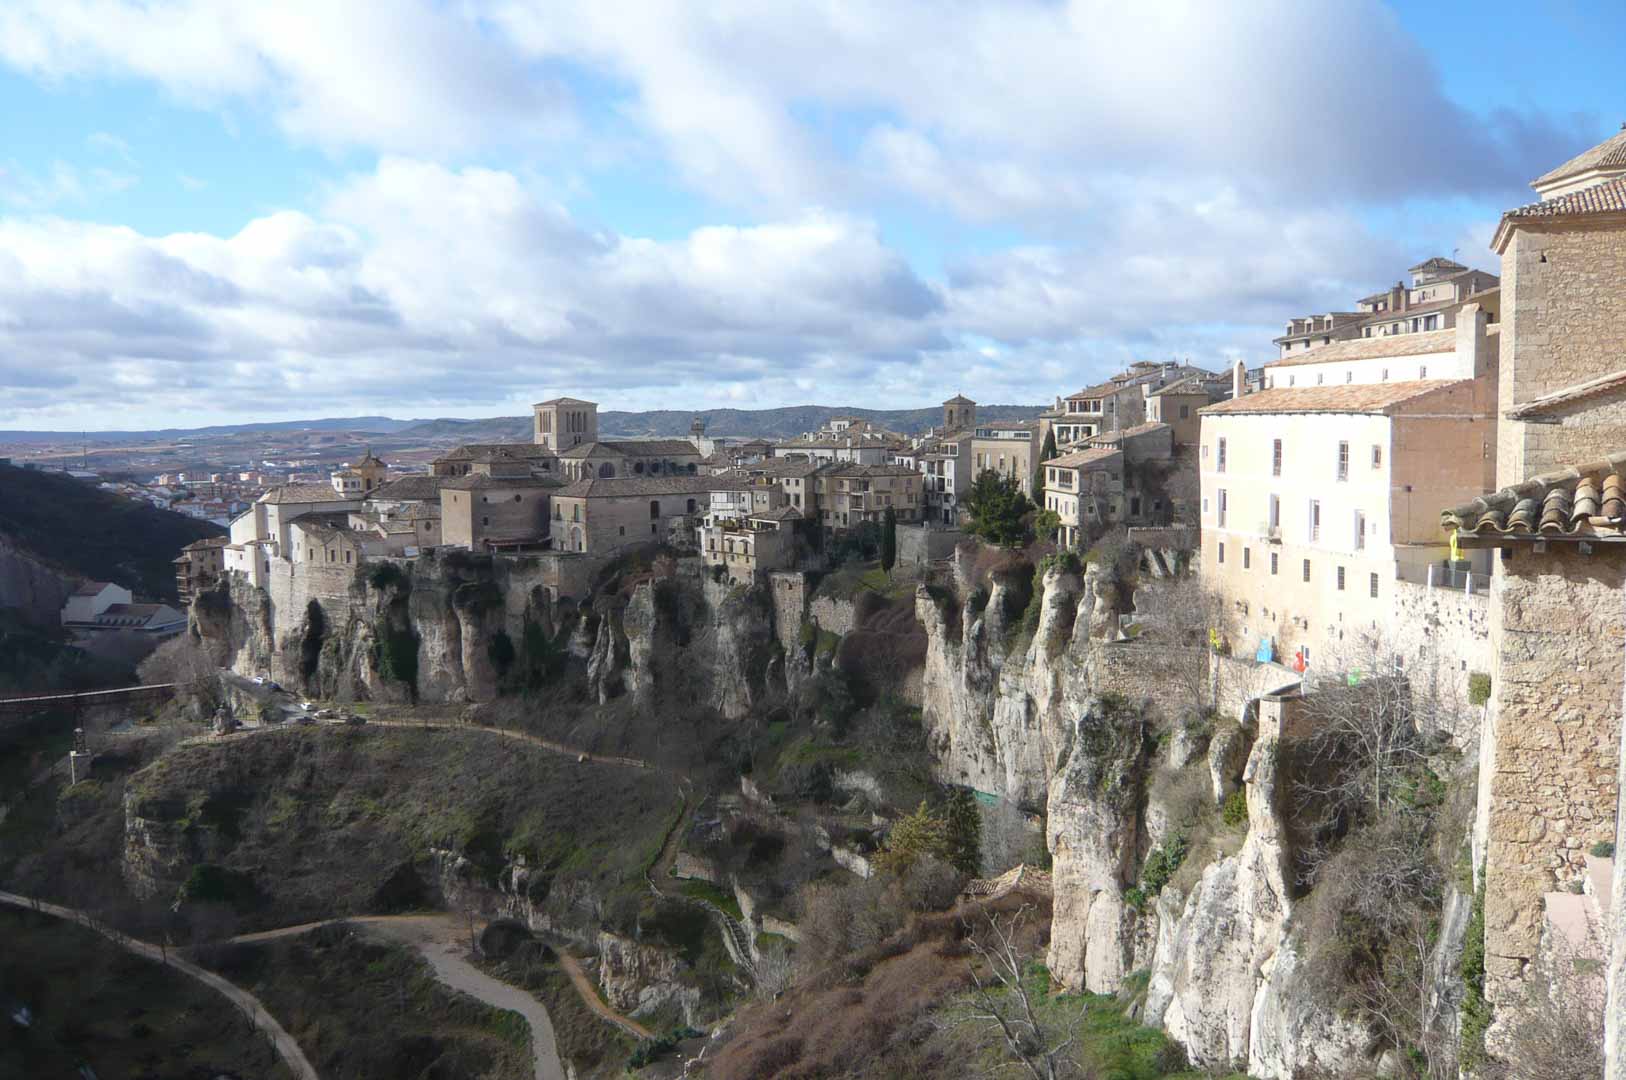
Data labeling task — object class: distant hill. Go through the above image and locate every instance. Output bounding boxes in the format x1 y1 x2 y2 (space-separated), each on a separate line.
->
0 465 225 601
394 404 1048 442
0 416 414 444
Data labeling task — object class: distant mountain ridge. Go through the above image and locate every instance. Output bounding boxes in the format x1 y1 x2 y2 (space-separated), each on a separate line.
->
2 404 1049 445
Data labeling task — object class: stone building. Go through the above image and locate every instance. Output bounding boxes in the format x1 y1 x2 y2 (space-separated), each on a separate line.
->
1145 376 1222 447
329 449 389 495
558 438 702 481
549 475 714 555
431 443 558 479
919 432 973 525
533 396 599 451
224 483 363 588
971 420 1038 496
439 473 561 550
811 463 922 530
1433 125 1626 1031
173 536 227 604
942 394 977 433
701 506 803 585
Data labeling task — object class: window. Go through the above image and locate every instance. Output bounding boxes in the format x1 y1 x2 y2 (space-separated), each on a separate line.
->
1371 444 1382 469
1217 438 1227 472
1243 547 1251 570
1268 493 1280 530
1303 559 1311 582
649 500 661 519
1308 499 1321 542
1316 373 1324 385
1217 489 1227 527
1218 542 1226 564
1370 573 1379 598
1424 314 1439 330
481 516 489 526
1337 566 1346 591
1419 365 1427 379
1180 404 1190 419
514 494 522 502
619 525 625 536
1271 552 1279 575
1337 441 1349 482
1381 367 1389 381
1346 371 1353 383
1272 439 1282 477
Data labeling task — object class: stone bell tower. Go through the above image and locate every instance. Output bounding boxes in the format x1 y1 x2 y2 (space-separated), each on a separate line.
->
533 397 599 450
942 394 977 433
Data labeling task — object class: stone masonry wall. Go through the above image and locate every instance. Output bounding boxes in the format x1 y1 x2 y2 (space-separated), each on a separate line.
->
1482 546 1625 1006
768 571 807 654
1499 224 1626 484
1388 579 1492 729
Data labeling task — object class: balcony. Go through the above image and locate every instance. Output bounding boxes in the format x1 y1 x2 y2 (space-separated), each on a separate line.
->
1258 523 1282 543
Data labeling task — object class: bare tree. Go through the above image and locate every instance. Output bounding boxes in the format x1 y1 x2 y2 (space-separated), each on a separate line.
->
138 633 222 716
955 904 1085 1080
1486 927 1607 1080
1134 574 1232 725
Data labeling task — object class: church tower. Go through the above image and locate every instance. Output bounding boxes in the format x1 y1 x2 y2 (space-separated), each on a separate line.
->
943 394 977 433
533 397 599 450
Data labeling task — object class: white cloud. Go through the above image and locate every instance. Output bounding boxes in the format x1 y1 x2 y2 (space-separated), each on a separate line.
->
0 160 136 210
0 0 568 154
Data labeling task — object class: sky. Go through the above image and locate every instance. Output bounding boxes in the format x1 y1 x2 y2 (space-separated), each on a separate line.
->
0 1 1622 431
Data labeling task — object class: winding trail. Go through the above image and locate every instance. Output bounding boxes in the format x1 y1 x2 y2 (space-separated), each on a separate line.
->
557 950 654 1039
0 890 319 1080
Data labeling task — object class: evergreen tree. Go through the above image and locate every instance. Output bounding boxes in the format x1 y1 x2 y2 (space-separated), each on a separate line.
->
880 506 897 575
963 469 1032 548
945 788 983 875
877 801 953 875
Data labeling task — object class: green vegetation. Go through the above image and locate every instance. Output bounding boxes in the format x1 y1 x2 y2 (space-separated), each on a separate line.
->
120 728 680 933
629 1026 708 1069
881 505 897 575
0 906 292 1080
0 462 224 600
205 923 529 1080
374 625 420 690
1591 840 1616 858
680 880 745 920
0 607 135 693
479 939 637 1077
1137 835 1189 904
1459 877 1491 1068
962 468 1033 547
367 561 408 591
488 629 517 675
1467 671 1492 706
877 796 980 876
1221 788 1248 826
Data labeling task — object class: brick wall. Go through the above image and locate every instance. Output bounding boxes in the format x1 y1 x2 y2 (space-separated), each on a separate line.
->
1482 546 1625 1006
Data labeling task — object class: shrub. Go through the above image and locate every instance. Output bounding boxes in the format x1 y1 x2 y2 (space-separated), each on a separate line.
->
299 600 326 682
1467 671 1492 707
367 562 407 591
1221 788 1248 827
1591 840 1615 858
487 630 516 676
1139 835 1188 897
375 626 420 690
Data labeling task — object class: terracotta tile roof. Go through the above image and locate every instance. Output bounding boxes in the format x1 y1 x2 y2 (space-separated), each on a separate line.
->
1264 328 1457 369
532 396 596 406
1200 380 1466 416
1506 369 1626 421
821 463 918 478
440 474 564 491
72 580 114 597
1442 450 1626 539
437 442 555 462
366 475 446 501
1085 421 1169 445
559 439 698 459
1146 375 1213 397
748 505 803 522
1505 176 1626 221
260 483 352 505
555 475 715 498
1048 447 1122 470
181 536 229 550
942 394 976 405
1409 256 1469 275
1534 128 1626 189
1065 380 1127 400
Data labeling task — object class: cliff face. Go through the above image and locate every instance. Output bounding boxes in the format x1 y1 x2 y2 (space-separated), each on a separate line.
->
916 560 1391 1078
0 534 75 625
192 557 783 717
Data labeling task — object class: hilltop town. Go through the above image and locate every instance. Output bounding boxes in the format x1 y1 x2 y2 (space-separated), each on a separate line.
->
10 111 1626 1080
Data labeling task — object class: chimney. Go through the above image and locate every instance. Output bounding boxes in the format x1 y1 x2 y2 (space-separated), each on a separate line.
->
1457 302 1492 381
1232 359 1247 399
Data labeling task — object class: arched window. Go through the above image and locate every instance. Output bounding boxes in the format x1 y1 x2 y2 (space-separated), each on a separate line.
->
514 494 522 502
572 505 581 522
553 504 562 520
598 462 615 478
650 500 661 519
634 461 645 474
687 463 697 474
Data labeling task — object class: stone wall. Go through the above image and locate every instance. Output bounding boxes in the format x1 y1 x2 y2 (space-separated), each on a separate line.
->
808 594 856 637
1212 654 1303 725
1482 545 1625 1007
897 524 963 569
1499 223 1626 484
1388 579 1492 727
768 571 808 654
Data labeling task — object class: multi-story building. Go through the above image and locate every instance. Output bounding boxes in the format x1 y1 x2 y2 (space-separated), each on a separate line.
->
224 483 363 587
1042 422 1181 545
1199 306 1497 667
919 432 972 525
812 464 921 530
173 536 227 604
971 421 1038 495
549 475 715 555
1145 376 1223 447
701 506 803 585
1274 257 1500 359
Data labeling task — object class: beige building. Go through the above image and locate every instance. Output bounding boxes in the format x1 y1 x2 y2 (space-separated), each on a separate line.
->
549 475 713 555
558 438 702 481
701 505 803 585
1199 308 1496 668
439 474 561 550
533 396 599 451
1043 447 1123 548
432 443 558 479
1275 257 1499 359
329 450 389 495
942 394 977 433
1145 376 1221 446
812 463 921 530
919 432 973 525
1434 126 1626 1022
225 483 363 587
971 421 1038 495
174 536 227 604
289 513 380 568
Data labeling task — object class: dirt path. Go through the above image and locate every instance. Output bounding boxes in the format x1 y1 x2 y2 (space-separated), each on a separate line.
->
0 890 319 1080
556 949 655 1040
